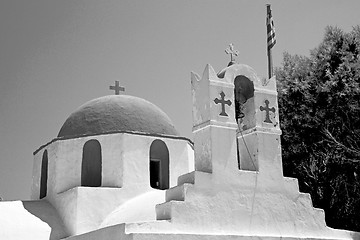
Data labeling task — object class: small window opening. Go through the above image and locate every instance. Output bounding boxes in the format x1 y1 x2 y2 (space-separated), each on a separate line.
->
81 139 102 187
40 150 48 199
149 139 169 190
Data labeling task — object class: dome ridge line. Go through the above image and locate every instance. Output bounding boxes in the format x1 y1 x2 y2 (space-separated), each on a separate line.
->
34 130 193 155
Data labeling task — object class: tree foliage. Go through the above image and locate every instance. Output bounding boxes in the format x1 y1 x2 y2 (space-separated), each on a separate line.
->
276 26 360 231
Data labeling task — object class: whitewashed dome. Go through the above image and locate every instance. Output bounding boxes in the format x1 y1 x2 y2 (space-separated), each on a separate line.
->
58 95 179 138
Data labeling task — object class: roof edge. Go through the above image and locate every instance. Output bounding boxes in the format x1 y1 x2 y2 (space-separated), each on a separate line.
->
33 130 193 155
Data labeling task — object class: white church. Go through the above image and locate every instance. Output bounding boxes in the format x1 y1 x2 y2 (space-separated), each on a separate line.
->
1 56 359 239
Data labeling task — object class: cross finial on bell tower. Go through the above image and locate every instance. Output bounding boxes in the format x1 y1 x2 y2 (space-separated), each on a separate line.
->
225 43 239 65
109 81 125 95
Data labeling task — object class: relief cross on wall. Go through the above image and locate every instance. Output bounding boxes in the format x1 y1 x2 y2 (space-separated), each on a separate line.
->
214 91 232 117
260 99 275 123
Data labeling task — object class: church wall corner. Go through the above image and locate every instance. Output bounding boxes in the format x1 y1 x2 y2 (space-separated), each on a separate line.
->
30 150 42 200
31 141 61 200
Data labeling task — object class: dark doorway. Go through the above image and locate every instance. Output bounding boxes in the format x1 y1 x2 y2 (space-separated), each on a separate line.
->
234 75 255 170
40 150 48 199
81 140 102 187
234 75 254 123
149 140 169 190
150 159 161 188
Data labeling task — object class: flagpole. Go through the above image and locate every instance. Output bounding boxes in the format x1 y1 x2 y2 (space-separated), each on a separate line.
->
266 4 275 79
268 43 273 79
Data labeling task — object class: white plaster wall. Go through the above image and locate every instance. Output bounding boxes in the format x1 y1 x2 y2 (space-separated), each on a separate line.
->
191 65 212 128
132 171 358 239
122 133 194 189
47 143 60 199
256 132 283 179
55 138 82 194
209 84 236 127
31 132 194 236
166 138 194 187
32 134 125 200
193 123 238 175
191 64 237 132
85 232 360 240
210 125 238 174
0 201 50 239
64 224 131 240
194 126 212 173
101 134 124 187
186 144 195 173
63 222 360 240
31 142 60 200
122 134 152 189
54 187 165 235
255 91 280 130
31 150 42 200
37 133 194 196
54 136 101 194
0 200 67 240
100 190 166 227
34 134 127 236
52 187 79 235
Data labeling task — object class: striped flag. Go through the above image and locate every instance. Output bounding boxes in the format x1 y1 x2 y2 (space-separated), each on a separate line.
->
266 4 276 51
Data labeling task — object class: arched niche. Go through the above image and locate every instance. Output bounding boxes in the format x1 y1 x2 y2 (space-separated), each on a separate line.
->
81 139 102 187
40 150 48 199
149 139 169 190
234 75 255 131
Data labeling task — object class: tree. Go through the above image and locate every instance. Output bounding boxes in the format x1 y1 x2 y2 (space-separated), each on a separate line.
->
276 26 360 231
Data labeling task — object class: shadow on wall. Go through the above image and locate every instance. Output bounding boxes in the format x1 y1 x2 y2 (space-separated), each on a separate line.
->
23 200 68 240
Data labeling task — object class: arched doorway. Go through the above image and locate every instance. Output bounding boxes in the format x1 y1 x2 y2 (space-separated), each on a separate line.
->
234 75 255 170
234 75 254 123
149 139 169 190
81 139 102 187
40 150 48 199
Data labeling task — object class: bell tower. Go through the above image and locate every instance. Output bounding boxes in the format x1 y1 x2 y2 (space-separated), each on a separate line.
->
191 64 238 175
217 61 282 180
191 43 282 180
153 46 333 238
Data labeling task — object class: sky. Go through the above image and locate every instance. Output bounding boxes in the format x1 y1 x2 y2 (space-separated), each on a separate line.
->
0 0 359 200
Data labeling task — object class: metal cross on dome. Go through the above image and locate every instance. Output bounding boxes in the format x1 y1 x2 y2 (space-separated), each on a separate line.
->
109 81 125 95
225 43 239 63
